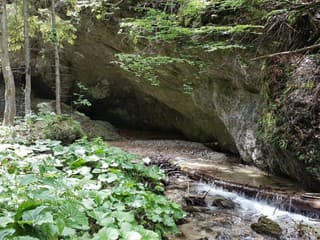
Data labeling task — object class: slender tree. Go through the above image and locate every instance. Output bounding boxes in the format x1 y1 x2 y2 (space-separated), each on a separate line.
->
0 0 16 126
51 0 61 114
24 0 31 116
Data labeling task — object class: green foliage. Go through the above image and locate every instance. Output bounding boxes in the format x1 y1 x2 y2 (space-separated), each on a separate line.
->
0 135 185 239
7 3 32 51
73 83 92 109
40 114 84 144
114 53 200 87
121 9 191 42
211 0 254 9
121 8 263 42
178 0 209 18
259 109 278 145
7 0 77 52
182 83 193 95
78 0 118 21
115 1 264 91
36 8 77 46
200 41 247 52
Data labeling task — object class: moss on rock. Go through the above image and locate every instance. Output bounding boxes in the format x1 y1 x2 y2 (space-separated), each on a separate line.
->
259 55 320 190
35 100 121 141
33 114 84 144
251 216 282 239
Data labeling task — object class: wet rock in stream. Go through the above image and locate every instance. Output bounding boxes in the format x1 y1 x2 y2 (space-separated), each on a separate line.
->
210 195 238 209
251 216 282 239
184 195 207 207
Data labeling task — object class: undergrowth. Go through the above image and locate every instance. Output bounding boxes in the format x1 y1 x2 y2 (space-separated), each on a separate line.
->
0 121 185 239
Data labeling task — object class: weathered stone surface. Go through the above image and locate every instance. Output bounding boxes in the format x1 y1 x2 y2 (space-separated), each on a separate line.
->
251 216 282 239
34 14 262 155
80 119 121 141
260 55 320 190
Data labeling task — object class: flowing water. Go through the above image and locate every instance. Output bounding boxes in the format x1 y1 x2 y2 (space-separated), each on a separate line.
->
109 138 320 239
194 183 320 225
167 180 320 239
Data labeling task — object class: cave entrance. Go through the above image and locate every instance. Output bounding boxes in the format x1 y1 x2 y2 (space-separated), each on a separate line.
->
81 89 233 154
84 91 189 141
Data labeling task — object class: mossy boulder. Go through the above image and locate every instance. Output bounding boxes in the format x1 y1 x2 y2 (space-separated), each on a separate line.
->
33 114 84 144
251 216 282 239
35 100 121 141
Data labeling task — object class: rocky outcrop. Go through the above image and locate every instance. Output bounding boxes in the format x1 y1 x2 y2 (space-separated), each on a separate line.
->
261 55 320 190
33 13 263 154
28 2 320 190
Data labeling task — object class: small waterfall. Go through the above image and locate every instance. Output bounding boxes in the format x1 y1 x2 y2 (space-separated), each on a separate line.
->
194 183 320 225
189 176 320 219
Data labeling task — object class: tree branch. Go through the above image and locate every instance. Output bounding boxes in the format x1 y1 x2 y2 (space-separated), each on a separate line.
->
251 43 320 61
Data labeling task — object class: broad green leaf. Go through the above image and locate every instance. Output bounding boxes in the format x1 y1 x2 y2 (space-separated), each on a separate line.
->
59 203 89 230
70 158 86 169
140 229 161 240
125 231 142 240
22 206 54 226
105 173 118 183
163 215 175 227
94 227 119 240
18 174 38 185
0 216 14 228
98 217 115 227
113 211 135 223
56 218 65 235
15 200 42 222
38 223 58 238
0 228 15 238
61 227 76 236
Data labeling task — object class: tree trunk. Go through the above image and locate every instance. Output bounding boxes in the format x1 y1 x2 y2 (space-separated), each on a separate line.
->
24 0 31 116
51 0 61 114
0 0 16 126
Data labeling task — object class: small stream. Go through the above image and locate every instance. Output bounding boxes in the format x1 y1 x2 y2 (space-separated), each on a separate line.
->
109 138 320 239
168 179 320 240
194 183 320 225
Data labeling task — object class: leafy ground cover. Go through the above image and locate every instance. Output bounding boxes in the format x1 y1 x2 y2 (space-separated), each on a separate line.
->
0 126 185 239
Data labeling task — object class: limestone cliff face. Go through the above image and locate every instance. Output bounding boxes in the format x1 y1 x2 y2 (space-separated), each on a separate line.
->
30 4 320 190
34 14 265 161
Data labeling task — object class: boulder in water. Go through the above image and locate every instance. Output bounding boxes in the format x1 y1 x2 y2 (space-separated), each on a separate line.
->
211 195 237 209
184 195 207 207
251 216 282 239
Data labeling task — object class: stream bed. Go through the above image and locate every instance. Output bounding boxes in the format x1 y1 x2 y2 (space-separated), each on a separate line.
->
165 175 320 240
109 138 320 239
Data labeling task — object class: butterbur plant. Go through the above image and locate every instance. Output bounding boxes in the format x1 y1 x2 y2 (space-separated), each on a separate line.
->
0 137 185 239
